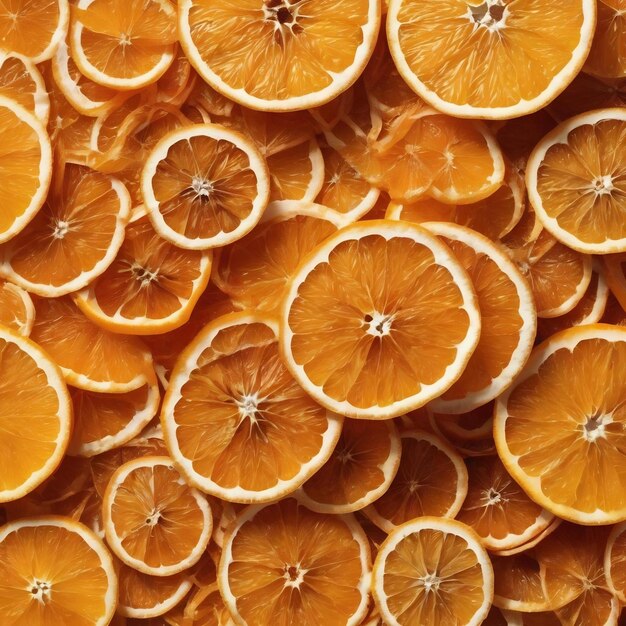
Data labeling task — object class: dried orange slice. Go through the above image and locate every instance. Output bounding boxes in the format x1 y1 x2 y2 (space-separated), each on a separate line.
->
213 201 341 315
372 517 494 626
0 95 52 244
297 419 401 514
68 380 160 457
218 498 371 626
0 327 71 502
584 0 626 79
161 312 342 502
605 522 626 604
103 456 212 576
0 52 49 124
281 220 481 419
117 560 193 619
387 0 596 119
155 49 195 108
74 216 212 334
142 123 270 250
70 0 177 90
493 517 562 558
425 223 536 414
30 296 155 393
0 516 117 625
363 430 467 532
0 164 131 297
0 279 34 336
179 0 381 112
527 108 626 254
456 455 555 553
0 0 69 63
495 324 626 524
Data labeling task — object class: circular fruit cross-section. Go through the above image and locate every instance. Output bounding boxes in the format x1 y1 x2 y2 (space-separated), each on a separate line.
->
178 0 381 112
372 516 493 626
218 498 371 626
0 326 71 502
142 123 270 250
161 311 343 502
495 324 626 524
103 456 212 576
0 516 117 625
527 108 626 254
281 220 481 419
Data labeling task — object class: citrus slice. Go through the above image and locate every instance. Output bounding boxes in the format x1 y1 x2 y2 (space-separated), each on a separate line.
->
30 295 155 393
142 123 270 250
537 262 609 340
372 517 494 626
70 0 177 90
117 561 193 619
603 292 626 325
425 223 536 414
297 419 401 514
604 252 626 311
103 456 212 576
0 95 52 244
527 108 626 254
0 0 69 63
0 164 131 297
605 522 626 604
0 52 49 124
316 144 381 222
363 430 467 532
213 201 341 315
0 279 34 336
0 327 71 502
68 381 160 457
584 0 626 79
456 455 555 553
495 323 626 524
161 311 343 502
387 0 596 119
74 215 212 335
155 49 195 108
218 498 371 626
281 220 481 419
178 0 381 112
267 139 325 202
0 516 117 625
492 517 562 558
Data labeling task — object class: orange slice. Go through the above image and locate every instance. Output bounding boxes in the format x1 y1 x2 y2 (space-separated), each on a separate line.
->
0 52 49 124
68 381 160 457
70 0 177 90
218 498 371 626
0 516 117 625
492 517 562 558
604 252 626 311
387 0 597 119
495 324 626 524
372 517 494 626
0 95 52 244
0 164 131 297
0 279 34 336
161 311 342 502
30 295 155 393
584 0 626 79
456 455 555 553
74 216 212 335
605 522 626 604
103 456 213 576
537 262 609 340
281 220 481 419
316 144 381 222
0 0 69 63
142 123 270 250
527 108 626 254
117 561 193 619
425 223 536 414
0 327 71 502
181 583 231 626
297 419 401 514
178 0 381 112
363 430 467 532
213 201 342 315
603 292 626 325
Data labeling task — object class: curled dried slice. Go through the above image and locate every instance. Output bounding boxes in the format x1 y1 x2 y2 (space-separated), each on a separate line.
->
268 139 325 202
0 279 34 336
0 52 49 124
